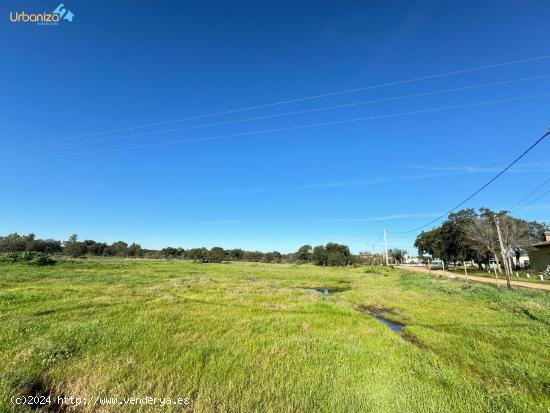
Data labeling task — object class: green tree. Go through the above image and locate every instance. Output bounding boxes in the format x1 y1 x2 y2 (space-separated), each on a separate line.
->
262 251 282 263
207 247 226 263
325 243 352 266
243 250 263 262
128 242 144 257
0 233 61 254
187 248 208 262
83 240 109 256
160 247 180 259
415 209 477 266
111 241 129 257
227 249 244 261
64 234 85 258
31 238 62 254
388 248 407 264
0 233 29 252
311 245 327 266
295 245 312 262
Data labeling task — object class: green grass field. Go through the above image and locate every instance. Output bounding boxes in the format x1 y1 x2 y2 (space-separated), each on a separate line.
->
1 259 549 412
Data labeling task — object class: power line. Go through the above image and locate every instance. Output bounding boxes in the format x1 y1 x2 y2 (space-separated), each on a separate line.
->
9 73 550 154
6 92 550 163
371 233 384 250
513 187 550 212
16 53 550 147
389 127 550 235
510 176 550 211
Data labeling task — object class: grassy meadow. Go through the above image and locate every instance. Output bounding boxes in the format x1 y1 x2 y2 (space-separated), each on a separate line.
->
1 259 549 412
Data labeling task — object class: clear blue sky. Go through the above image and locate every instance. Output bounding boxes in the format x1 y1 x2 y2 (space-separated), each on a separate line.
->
2 0 550 253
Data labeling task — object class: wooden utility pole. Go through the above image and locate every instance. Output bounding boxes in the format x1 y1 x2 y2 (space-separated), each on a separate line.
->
494 215 512 289
383 229 389 266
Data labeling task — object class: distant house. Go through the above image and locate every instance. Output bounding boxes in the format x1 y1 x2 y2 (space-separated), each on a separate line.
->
403 256 422 265
511 254 530 269
528 232 550 272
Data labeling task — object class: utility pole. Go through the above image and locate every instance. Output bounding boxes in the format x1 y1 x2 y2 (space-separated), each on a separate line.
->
494 215 511 289
383 229 389 266
493 262 500 287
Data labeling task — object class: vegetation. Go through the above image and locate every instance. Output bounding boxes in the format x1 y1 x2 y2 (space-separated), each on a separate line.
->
311 243 352 266
0 234 357 266
1 259 549 412
0 234 61 254
388 248 408 264
415 209 547 271
356 251 386 265
0 252 55 266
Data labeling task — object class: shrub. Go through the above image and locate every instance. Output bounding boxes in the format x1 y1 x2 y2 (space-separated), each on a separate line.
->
0 251 55 265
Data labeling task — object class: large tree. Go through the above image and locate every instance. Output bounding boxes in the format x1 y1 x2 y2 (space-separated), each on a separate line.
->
388 248 407 264
128 243 144 257
207 247 226 263
466 209 543 274
311 243 352 266
262 251 282 263
64 234 86 258
465 210 501 272
312 245 327 266
111 241 129 257
0 233 61 254
295 245 312 262
187 248 208 262
415 209 477 266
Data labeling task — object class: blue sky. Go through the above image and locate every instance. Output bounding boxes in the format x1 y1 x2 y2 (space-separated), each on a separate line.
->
2 0 550 253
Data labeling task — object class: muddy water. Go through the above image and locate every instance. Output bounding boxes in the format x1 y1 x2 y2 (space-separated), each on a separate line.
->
301 286 351 294
372 315 404 333
359 305 405 333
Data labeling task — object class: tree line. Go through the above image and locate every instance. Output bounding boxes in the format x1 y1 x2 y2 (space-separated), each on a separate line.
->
0 233 361 267
414 208 547 271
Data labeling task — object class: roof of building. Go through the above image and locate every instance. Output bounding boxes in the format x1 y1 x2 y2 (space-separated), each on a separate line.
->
530 240 550 248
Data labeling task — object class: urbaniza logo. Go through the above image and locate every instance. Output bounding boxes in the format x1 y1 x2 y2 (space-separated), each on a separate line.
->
9 3 75 25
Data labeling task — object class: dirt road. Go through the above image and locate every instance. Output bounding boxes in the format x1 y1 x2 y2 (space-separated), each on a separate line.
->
396 265 550 292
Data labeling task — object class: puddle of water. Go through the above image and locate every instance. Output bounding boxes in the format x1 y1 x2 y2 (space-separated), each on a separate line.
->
304 288 329 295
301 286 351 295
373 315 404 333
359 305 404 333
358 305 423 346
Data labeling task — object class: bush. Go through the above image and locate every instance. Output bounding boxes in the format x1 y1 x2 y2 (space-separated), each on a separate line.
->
0 251 55 265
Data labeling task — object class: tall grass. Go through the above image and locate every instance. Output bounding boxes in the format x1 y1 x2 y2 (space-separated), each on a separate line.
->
1 260 549 412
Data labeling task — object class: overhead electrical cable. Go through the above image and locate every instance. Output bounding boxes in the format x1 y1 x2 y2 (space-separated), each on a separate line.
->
510 176 550 211
371 233 384 250
513 187 550 212
14 53 550 148
7 92 550 162
388 128 550 234
8 73 549 154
